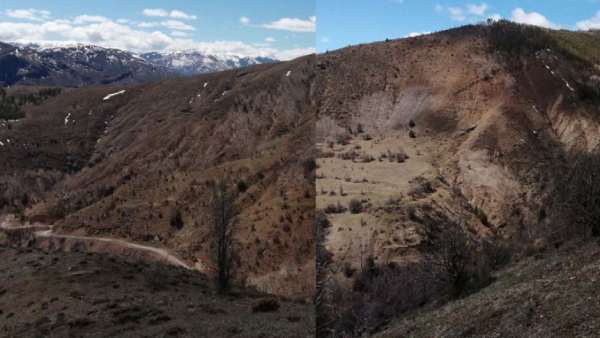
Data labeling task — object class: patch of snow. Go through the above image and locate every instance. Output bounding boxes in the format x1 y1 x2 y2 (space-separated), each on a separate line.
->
222 91 227 96
286 71 291 77
0 141 3 146
64 113 71 125
103 90 125 100
203 82 208 88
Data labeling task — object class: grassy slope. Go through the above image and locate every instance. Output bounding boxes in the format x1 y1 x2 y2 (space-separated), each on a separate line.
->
0 244 315 338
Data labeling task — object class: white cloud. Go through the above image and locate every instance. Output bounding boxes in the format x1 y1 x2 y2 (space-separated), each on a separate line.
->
435 4 444 13
240 16 250 25
169 10 197 20
510 8 560 29
0 19 312 60
448 7 465 22
321 37 330 43
138 20 195 31
488 13 501 22
143 9 197 20
576 11 600 30
170 31 189 37
138 22 159 28
405 31 432 38
3 9 51 22
466 3 489 16
143 8 169 17
261 16 316 32
73 15 109 24
265 37 275 42
160 20 195 31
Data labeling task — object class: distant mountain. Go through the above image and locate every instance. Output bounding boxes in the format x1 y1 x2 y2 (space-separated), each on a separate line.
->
0 42 178 87
140 50 279 76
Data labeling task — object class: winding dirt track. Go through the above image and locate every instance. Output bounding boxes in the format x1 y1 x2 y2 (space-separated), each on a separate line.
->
0 215 193 270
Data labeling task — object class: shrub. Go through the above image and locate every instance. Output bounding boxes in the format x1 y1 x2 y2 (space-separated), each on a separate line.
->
408 119 416 128
304 157 317 172
251 298 280 313
408 176 435 197
474 207 488 225
21 192 29 206
170 209 184 229
482 238 512 270
237 180 248 193
343 263 355 278
356 123 364 134
409 130 416 138
348 199 363 214
324 202 347 214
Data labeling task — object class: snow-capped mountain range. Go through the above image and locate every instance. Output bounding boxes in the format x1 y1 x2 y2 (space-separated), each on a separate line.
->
0 42 178 87
0 41 280 87
140 50 278 76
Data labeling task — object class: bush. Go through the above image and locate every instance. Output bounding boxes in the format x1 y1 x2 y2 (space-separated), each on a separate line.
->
408 119 416 128
356 123 364 134
237 180 248 193
251 298 280 313
409 130 416 138
348 199 363 214
304 157 317 172
324 202 347 214
482 238 512 270
170 209 184 229
474 207 488 225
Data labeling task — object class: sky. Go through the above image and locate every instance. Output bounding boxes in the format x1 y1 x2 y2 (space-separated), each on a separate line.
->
0 0 315 60
317 0 600 52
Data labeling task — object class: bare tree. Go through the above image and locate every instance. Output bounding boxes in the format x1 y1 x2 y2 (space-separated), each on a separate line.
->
208 174 240 292
427 219 478 297
316 210 352 337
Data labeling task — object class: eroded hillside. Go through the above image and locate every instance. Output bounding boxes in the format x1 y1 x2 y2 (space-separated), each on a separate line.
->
316 23 600 267
1 55 316 298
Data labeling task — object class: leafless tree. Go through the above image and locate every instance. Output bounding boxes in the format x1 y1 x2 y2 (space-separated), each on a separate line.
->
208 173 240 292
316 210 352 337
427 219 478 297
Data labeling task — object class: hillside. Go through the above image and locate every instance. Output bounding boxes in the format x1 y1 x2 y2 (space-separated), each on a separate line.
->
1 54 316 299
0 42 178 87
0 242 314 337
316 21 600 335
373 239 600 338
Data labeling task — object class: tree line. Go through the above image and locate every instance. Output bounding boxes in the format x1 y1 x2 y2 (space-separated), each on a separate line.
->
0 87 62 120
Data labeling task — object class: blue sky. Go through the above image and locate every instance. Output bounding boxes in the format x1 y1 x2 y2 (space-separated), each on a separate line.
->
0 0 315 60
317 0 600 52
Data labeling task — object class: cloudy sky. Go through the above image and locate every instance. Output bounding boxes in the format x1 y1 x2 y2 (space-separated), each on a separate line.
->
0 0 315 60
317 0 600 52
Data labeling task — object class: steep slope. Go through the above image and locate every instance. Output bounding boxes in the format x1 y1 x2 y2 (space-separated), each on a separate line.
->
0 42 178 87
316 21 600 278
141 50 279 76
373 240 600 338
1 55 316 298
